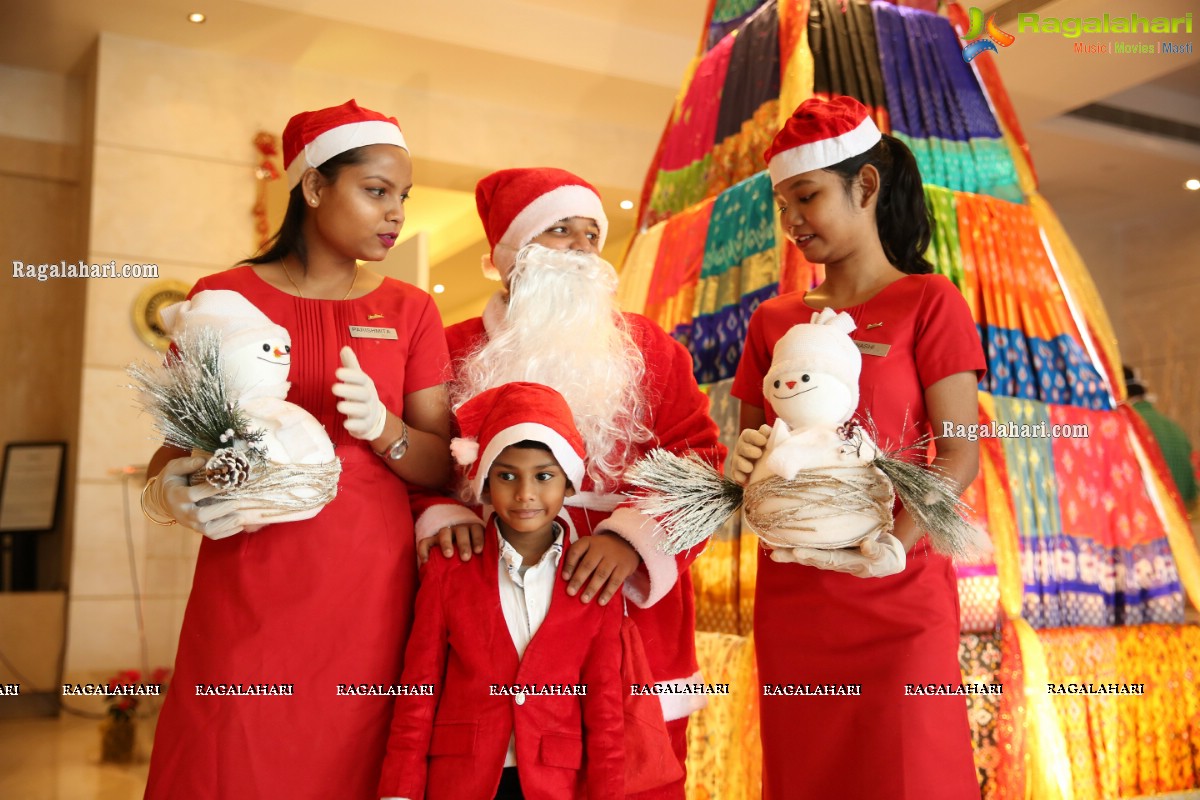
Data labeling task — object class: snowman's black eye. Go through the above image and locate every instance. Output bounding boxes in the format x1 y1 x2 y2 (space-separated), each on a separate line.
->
284 345 291 354
801 374 811 382
262 343 270 352
773 380 781 389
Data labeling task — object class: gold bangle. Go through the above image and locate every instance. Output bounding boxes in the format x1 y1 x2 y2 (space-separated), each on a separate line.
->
140 476 178 526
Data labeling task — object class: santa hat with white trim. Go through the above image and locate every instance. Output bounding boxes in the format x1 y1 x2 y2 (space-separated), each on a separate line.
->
451 382 587 504
764 95 881 188
282 99 408 190
475 167 608 281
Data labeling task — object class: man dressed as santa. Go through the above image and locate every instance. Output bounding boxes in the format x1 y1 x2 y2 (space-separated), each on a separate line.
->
414 167 723 798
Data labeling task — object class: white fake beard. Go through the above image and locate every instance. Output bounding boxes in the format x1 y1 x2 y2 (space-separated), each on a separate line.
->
453 246 653 490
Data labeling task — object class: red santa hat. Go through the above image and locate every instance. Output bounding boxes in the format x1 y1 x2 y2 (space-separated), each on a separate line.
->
764 307 862 414
475 167 609 280
451 382 587 504
764 95 881 188
282 99 408 190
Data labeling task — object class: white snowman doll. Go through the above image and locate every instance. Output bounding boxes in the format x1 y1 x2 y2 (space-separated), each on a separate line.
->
155 290 340 526
742 308 902 574
628 309 987 577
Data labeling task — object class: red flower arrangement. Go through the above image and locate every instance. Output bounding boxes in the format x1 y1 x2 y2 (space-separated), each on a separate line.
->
103 666 171 720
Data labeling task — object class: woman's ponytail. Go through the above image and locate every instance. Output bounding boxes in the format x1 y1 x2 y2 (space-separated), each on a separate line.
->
827 134 933 275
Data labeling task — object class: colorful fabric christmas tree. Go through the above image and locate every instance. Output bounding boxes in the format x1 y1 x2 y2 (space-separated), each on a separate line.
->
618 1 1200 797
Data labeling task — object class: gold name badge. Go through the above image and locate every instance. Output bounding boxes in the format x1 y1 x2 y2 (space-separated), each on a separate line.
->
854 340 891 357
349 326 398 340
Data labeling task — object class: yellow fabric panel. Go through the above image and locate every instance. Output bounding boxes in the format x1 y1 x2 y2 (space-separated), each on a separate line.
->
686 632 762 800
1011 618 1075 800
617 220 666 316
978 393 1023 620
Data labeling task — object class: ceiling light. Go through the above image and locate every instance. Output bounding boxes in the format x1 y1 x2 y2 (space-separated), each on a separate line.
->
188 12 206 23
433 284 445 294
1186 179 1200 191
619 200 634 210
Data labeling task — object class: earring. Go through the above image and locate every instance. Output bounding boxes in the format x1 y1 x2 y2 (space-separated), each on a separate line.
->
309 199 317 207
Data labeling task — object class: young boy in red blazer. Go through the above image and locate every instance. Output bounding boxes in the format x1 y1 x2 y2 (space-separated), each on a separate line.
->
378 382 624 800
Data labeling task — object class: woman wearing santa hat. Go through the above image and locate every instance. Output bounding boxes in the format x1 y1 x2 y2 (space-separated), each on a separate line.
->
140 100 454 799
409 169 724 798
731 95 985 798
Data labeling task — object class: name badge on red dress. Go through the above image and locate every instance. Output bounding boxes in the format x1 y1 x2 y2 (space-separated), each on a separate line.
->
349 326 398 340
854 340 891 357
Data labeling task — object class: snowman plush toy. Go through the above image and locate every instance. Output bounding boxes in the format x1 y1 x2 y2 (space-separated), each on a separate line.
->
628 308 987 578
130 289 340 527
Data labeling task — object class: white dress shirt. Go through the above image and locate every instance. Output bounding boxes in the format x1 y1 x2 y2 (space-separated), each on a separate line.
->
496 524 565 766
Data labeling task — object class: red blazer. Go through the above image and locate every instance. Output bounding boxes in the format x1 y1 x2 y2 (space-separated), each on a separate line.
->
378 523 625 800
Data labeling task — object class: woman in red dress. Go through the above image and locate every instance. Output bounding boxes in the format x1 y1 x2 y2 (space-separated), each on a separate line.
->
140 100 453 799
731 96 984 798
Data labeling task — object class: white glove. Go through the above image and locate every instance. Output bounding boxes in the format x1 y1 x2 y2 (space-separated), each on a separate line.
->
773 532 907 578
143 456 252 540
731 424 772 485
332 346 387 441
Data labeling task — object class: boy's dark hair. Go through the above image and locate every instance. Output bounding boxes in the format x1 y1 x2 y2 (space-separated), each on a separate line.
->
243 147 372 269
825 134 934 275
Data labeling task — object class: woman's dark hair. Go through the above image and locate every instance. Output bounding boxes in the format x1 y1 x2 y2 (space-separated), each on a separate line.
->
243 147 371 269
825 133 933 275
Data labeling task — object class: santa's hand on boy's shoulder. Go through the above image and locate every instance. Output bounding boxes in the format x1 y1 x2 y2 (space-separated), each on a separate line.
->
417 522 485 565
562 532 641 606
731 424 773 485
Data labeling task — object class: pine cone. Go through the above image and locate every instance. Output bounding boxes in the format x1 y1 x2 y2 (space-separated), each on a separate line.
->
201 448 251 489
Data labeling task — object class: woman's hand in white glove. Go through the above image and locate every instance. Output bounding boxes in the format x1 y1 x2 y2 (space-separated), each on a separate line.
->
772 533 907 578
143 456 251 540
332 346 387 442
731 424 773 485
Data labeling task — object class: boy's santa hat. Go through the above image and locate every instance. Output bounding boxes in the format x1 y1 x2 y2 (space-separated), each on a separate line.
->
160 289 289 353
282 99 407 190
451 382 587 503
764 307 862 413
475 167 608 280
764 95 881 188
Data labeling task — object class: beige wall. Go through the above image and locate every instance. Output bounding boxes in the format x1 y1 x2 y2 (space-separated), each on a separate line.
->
1055 202 1200 447
0 66 85 692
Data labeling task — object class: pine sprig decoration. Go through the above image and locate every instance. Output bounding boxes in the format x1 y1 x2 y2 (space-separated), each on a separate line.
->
870 455 990 562
625 449 743 554
127 327 265 459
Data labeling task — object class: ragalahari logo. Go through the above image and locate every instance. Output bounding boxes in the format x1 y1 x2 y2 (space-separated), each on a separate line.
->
961 7 1016 62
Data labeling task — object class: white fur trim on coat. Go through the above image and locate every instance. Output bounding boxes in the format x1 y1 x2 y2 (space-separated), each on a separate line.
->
414 503 485 544
655 670 709 721
594 506 680 609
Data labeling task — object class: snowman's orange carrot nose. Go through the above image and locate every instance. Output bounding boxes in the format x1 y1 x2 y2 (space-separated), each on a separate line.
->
786 380 797 389
273 347 287 358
